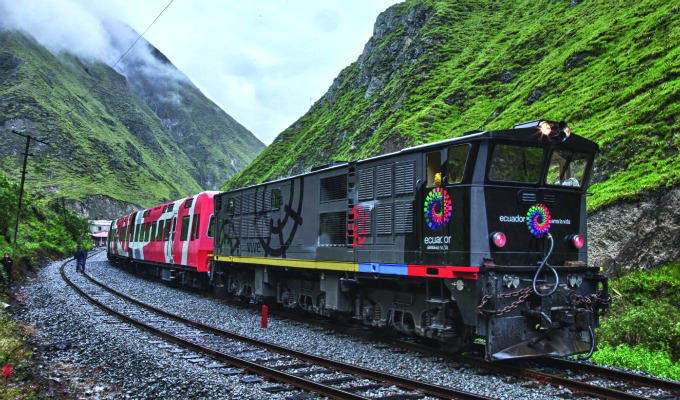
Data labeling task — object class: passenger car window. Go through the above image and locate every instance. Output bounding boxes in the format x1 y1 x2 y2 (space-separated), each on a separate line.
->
157 220 165 241
546 150 589 187
207 215 215 238
180 216 190 241
489 144 544 183
164 219 171 241
448 145 470 184
192 214 201 240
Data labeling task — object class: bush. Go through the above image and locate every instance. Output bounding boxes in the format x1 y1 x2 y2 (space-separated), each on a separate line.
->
594 263 680 378
0 172 91 285
592 344 680 381
0 312 42 399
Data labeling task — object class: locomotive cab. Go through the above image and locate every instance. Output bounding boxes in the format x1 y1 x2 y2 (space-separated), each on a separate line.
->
419 120 608 360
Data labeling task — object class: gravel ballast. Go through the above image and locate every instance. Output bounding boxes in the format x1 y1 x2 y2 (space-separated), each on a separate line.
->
11 255 311 399
80 252 584 400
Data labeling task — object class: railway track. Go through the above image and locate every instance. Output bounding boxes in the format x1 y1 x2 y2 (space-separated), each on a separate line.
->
274 304 680 400
387 339 680 400
61 257 494 400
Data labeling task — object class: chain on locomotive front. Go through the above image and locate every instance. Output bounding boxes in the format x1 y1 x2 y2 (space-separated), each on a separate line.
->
212 120 609 361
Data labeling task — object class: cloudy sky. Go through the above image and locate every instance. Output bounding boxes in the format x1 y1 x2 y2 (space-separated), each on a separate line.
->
100 0 400 144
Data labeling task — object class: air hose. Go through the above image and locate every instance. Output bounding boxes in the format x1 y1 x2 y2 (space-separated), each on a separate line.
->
532 232 559 297
577 326 595 360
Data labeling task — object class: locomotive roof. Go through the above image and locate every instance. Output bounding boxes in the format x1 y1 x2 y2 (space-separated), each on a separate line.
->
223 121 598 194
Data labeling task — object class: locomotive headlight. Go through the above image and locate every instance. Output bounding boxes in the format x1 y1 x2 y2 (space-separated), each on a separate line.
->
539 121 552 136
491 232 507 248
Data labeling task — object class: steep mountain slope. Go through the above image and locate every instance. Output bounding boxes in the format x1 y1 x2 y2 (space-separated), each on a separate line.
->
0 30 264 216
226 0 680 212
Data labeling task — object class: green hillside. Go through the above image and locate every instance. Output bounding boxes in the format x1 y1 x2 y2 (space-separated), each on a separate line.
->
0 31 264 211
226 0 680 211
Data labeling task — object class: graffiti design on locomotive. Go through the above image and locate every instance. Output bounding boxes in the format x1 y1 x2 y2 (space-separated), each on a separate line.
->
108 120 609 361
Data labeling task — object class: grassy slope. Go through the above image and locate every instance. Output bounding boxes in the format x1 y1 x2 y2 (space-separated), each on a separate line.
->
226 0 680 211
0 31 263 208
0 171 89 400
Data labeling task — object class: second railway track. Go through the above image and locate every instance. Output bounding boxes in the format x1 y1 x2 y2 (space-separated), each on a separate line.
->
61 256 494 400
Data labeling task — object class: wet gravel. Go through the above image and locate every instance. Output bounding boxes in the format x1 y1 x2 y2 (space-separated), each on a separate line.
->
11 255 314 399
81 252 587 400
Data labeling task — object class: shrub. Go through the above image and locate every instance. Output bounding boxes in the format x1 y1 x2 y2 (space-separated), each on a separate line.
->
592 344 680 381
594 263 680 378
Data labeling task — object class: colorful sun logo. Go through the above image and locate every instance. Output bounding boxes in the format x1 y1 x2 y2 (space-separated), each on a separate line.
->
424 188 452 230
526 204 551 237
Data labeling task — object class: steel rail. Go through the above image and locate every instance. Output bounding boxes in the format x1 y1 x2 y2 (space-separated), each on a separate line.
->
277 304 675 400
60 259 367 400
81 261 494 400
539 357 680 395
458 355 652 400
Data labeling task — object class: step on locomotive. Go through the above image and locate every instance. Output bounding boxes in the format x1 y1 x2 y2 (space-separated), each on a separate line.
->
108 120 609 361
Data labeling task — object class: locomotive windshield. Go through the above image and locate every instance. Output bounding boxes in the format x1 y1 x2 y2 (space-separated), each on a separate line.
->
488 144 544 183
546 149 590 187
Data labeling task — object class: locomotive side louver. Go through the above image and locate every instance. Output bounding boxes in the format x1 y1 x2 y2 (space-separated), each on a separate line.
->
543 193 556 204
376 203 393 234
394 201 414 233
395 161 415 194
376 164 393 198
519 191 537 204
358 168 375 200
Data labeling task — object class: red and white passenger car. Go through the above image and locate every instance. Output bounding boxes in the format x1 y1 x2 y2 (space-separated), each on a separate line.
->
107 191 218 286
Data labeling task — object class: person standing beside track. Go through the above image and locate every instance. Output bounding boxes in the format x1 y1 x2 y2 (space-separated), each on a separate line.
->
80 247 88 273
74 246 83 272
1 252 12 285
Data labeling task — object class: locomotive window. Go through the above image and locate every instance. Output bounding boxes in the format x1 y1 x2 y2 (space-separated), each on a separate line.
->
207 215 215 238
546 150 589 188
180 216 190 241
488 144 544 183
448 144 470 184
426 151 442 188
271 190 281 210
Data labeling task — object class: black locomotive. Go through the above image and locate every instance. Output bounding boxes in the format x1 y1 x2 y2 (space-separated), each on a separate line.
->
211 120 609 361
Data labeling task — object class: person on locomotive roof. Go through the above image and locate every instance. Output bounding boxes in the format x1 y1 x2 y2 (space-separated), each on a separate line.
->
1 252 12 285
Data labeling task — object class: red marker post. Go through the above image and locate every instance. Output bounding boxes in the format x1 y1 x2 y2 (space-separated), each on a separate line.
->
261 305 268 328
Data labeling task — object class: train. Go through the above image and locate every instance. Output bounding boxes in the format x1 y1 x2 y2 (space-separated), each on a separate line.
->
108 120 609 361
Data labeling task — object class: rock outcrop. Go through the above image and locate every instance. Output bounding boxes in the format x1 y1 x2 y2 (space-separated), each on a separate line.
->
589 185 680 277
